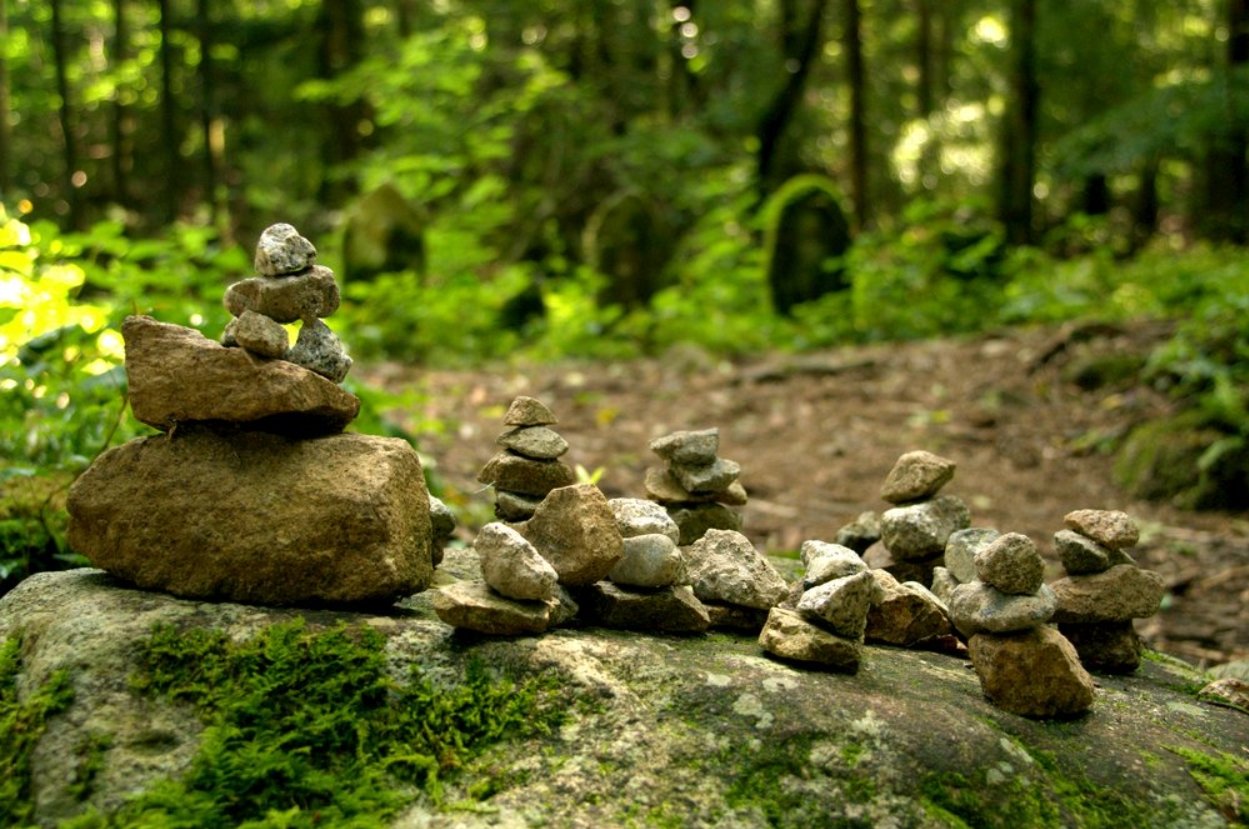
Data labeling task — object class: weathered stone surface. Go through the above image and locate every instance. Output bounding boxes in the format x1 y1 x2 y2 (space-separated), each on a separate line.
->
494 490 542 522
668 502 743 546
1063 509 1140 550
866 571 953 647
476 522 558 601
944 527 1001 584
1198 678 1249 713
797 571 875 639
67 429 433 605
881 495 971 561
968 627 1096 719
478 451 576 497
758 607 862 672
801 541 867 587
608 498 680 543
948 582 1057 637
577 582 710 633
253 222 316 275
224 266 340 323
496 426 569 460
432 580 550 635
548 585 581 627
880 450 956 504
1059 621 1143 674
929 566 959 605
1054 529 1133 575
503 396 557 427
862 543 942 587
609 534 684 588
703 602 770 632
520 484 623 586
671 457 741 495
834 511 881 555
225 309 289 358
429 495 454 566
124 316 359 434
1050 565 1165 624
974 532 1044 596
684 529 788 610
649 428 720 466
286 319 352 383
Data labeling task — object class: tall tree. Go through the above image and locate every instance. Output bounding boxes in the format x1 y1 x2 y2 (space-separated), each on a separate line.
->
0 0 10 198
316 0 367 202
1204 0 1248 242
756 0 830 193
195 0 219 223
845 0 868 228
50 0 82 228
110 0 130 205
997 0 1038 245
158 0 181 222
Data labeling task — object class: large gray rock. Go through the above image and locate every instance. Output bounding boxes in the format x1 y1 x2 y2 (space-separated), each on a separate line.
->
224 266 340 323
758 607 862 672
948 582 1057 638
577 582 710 633
496 426 569 460
879 450 956 504
1 571 1243 828
684 529 788 610
1050 565 1166 624
432 580 551 635
286 319 352 383
67 428 433 605
800 541 867 588
123 315 359 434
881 495 971 561
520 484 623 586
476 522 558 601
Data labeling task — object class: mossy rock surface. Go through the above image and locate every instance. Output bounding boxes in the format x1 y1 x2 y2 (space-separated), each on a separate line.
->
1 567 1246 828
1115 412 1249 510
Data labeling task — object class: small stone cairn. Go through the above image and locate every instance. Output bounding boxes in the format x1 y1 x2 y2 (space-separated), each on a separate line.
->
949 533 1095 718
67 224 436 606
644 428 748 546
1050 510 1165 673
477 397 575 522
868 450 970 586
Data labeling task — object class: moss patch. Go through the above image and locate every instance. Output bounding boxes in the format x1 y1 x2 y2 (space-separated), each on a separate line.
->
1169 746 1249 824
1 634 75 828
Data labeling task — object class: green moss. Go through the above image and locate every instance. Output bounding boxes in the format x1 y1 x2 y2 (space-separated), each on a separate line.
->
79 619 564 828
1169 746 1249 824
1 635 75 828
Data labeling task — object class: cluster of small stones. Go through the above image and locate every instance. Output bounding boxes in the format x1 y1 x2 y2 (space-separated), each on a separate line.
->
866 451 971 586
1051 510 1165 673
644 429 748 545
222 223 352 383
477 397 575 522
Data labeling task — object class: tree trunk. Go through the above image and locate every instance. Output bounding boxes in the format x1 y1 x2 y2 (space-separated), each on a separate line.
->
196 0 219 223
846 0 868 229
158 0 180 223
915 0 939 188
1082 174 1110 216
51 0 82 229
997 0 1038 246
756 0 830 194
1203 0 1248 242
1132 158 1159 249
110 0 131 206
316 0 366 202
0 0 11 198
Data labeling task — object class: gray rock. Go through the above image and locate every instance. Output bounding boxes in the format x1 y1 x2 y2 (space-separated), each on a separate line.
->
833 511 881 555
862 542 942 587
667 502 743 546
929 566 959 605
577 582 710 633
609 534 685 588
224 309 289 358
758 607 862 672
478 451 576 497
973 532 1044 596
476 522 559 601
1050 565 1165 624
123 315 359 434
496 426 569 460
548 585 581 627
607 498 680 543
800 541 867 587
671 457 741 495
644 466 748 506
1054 529 1133 575
494 490 542 522
948 582 1057 637
684 529 788 610
881 495 971 561
520 484 623 586
968 627 1095 719
865 571 953 647
253 222 316 276
286 318 352 383
943 527 1001 584
649 428 719 466
428 495 455 565
880 450 956 504
224 266 340 323
432 580 550 635
67 429 433 605
1063 509 1140 550
797 570 875 639
503 396 557 427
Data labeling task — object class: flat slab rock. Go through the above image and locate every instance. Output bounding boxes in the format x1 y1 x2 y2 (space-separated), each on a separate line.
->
123 315 359 434
67 428 433 605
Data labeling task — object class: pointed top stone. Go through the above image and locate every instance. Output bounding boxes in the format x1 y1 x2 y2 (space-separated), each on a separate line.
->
254 223 316 276
504 396 558 426
880 450 957 504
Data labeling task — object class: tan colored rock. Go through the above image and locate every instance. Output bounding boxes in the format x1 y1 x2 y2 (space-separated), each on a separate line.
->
973 532 1044 596
684 529 788 610
67 429 433 605
225 310 289 358
968 627 1095 719
496 426 568 460
609 534 685 588
224 266 340 323
1054 529 1134 576
880 450 956 504
866 571 953 647
703 602 770 632
504 396 557 426
1198 678 1249 713
520 484 624 586
797 571 875 639
432 580 550 635
1050 565 1165 624
577 582 710 633
494 490 542 522
758 607 862 672
478 452 576 497
643 467 747 506
1063 509 1140 550
649 428 719 466
123 315 359 434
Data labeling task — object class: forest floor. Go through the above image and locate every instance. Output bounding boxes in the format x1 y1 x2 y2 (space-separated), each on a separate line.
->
364 319 1249 670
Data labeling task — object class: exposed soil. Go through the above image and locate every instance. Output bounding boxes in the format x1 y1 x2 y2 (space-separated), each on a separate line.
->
363 319 1249 669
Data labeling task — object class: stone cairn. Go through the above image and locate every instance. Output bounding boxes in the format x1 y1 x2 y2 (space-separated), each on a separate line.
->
867 450 971 587
1050 510 1165 673
644 429 748 546
477 396 575 522
66 224 437 606
949 533 1095 718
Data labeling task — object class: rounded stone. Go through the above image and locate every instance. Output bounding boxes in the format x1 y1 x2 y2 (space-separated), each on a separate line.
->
881 495 972 561
476 522 558 601
608 498 680 543
973 532 1044 596
224 310 289 358
496 426 569 460
609 534 684 588
1063 509 1140 550
948 582 1057 637
286 319 352 383
254 222 317 275
880 450 957 504
800 541 867 588
503 396 557 427
225 266 340 323
649 428 720 466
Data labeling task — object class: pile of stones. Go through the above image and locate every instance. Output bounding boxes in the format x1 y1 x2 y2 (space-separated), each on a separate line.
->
868 450 971 586
1050 510 1165 673
644 429 748 545
949 533 1095 718
478 397 575 522
67 224 436 605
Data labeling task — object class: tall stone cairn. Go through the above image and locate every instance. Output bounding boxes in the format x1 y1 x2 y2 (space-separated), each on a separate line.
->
868 450 970 587
476 396 576 522
644 428 748 546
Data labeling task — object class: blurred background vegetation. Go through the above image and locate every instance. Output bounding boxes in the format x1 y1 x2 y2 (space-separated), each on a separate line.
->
1 0 1247 590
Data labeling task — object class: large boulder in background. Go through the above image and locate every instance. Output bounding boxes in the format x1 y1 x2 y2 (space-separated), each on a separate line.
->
67 429 433 605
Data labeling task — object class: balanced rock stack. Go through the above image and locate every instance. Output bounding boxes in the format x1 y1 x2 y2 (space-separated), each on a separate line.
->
949 533 1094 718
644 429 748 545
66 225 435 606
1050 509 1165 673
478 397 575 522
868 450 970 586
223 223 352 383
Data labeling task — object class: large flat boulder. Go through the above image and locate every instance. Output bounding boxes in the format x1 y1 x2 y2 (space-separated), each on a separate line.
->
67 428 433 605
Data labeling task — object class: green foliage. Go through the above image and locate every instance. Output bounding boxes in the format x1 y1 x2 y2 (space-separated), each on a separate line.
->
70 619 564 827
1 636 75 828
1169 746 1249 824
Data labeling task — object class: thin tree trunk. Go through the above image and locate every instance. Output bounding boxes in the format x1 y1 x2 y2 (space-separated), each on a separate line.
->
316 0 366 202
110 0 130 205
915 0 939 188
0 0 11 197
756 0 829 193
158 0 180 223
846 0 868 228
1204 0 1248 242
196 0 218 223
997 0 1038 245
51 0 82 228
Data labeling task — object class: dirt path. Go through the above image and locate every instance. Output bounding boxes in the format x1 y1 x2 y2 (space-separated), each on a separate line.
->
363 320 1249 669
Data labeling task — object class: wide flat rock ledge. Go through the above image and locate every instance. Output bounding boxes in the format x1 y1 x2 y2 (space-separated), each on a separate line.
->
2 570 1244 828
